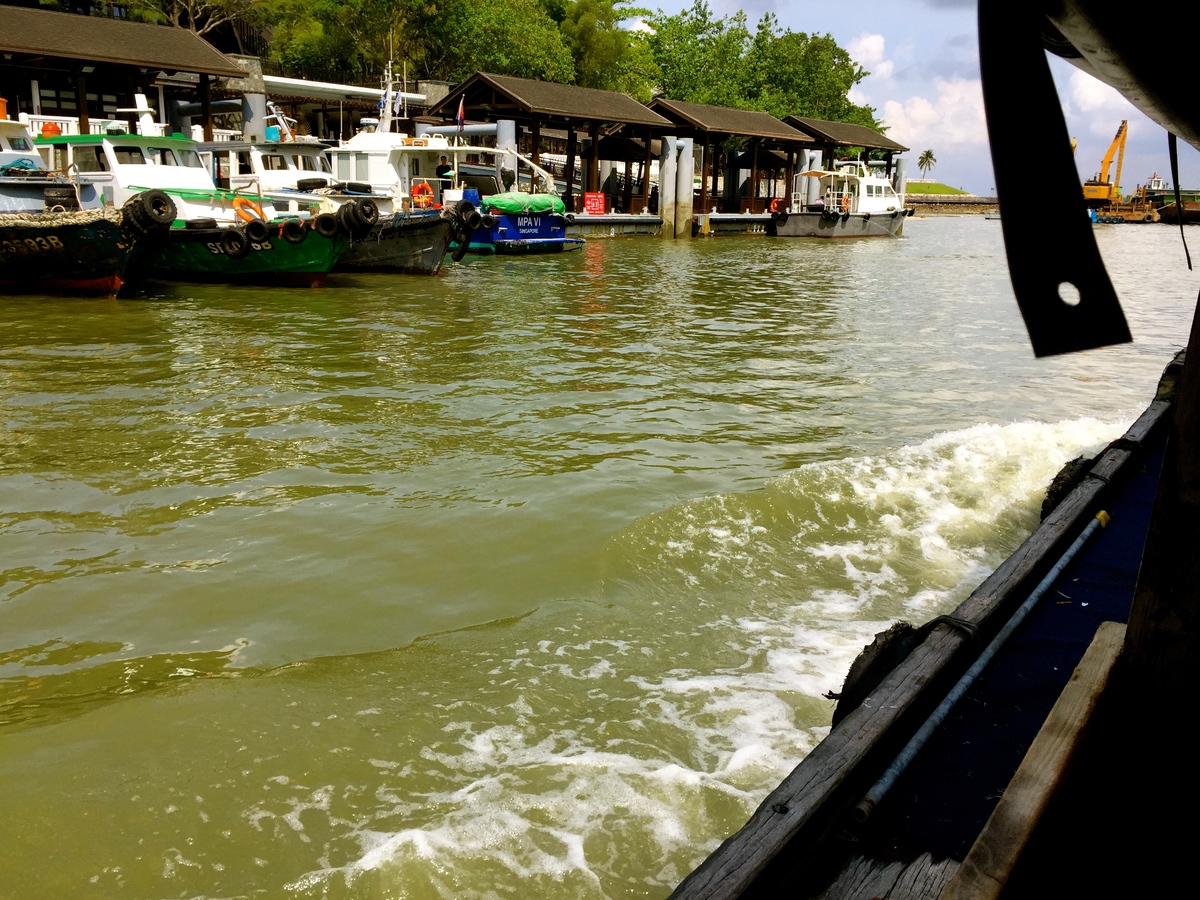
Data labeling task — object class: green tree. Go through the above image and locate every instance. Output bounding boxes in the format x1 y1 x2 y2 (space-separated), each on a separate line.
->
560 0 631 90
646 1 876 126
918 149 936 177
645 0 751 108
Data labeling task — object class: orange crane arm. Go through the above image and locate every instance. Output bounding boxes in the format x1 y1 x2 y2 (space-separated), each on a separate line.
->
1099 120 1128 186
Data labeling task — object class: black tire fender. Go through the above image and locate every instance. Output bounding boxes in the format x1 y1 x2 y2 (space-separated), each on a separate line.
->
314 213 339 239
185 217 218 230
245 218 271 244
220 227 249 259
296 177 328 192
281 218 307 244
355 198 380 228
138 189 177 227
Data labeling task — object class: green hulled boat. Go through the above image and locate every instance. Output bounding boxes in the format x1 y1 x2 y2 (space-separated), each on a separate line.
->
140 220 351 288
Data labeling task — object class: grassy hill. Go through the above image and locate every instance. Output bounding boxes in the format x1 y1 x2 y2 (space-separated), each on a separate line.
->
904 181 970 195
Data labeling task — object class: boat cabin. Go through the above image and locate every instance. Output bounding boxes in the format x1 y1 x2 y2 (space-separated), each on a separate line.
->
33 131 283 223
789 160 904 215
1 119 57 213
197 140 333 192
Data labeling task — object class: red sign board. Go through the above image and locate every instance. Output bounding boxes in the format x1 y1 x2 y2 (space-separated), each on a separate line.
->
583 192 606 216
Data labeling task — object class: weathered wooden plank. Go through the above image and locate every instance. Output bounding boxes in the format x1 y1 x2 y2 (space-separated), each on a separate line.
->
667 357 1180 900
939 621 1126 900
808 851 960 900
886 853 961 899
811 854 906 900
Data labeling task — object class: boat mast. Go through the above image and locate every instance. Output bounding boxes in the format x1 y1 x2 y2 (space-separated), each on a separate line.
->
380 60 394 134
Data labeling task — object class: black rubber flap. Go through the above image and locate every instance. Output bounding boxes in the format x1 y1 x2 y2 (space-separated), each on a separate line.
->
979 0 1131 357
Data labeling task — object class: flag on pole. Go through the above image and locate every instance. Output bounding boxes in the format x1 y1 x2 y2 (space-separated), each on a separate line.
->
455 95 466 135
393 89 402 115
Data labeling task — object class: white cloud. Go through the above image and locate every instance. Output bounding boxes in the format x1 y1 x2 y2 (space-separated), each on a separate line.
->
881 77 987 148
848 32 894 80
1066 70 1140 137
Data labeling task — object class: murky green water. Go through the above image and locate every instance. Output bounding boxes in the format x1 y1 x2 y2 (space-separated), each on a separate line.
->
1 219 1196 897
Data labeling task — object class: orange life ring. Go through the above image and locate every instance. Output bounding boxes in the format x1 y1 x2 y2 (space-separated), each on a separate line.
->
412 182 434 208
770 198 783 213
840 193 850 213
232 196 265 223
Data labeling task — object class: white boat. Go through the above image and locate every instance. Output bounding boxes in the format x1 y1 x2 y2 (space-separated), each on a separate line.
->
33 130 355 286
770 160 914 238
2 118 174 296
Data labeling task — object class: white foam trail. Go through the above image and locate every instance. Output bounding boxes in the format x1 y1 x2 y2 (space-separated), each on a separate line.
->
282 417 1125 897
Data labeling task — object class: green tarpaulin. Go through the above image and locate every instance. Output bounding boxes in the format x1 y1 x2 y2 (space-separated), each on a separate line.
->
481 192 566 214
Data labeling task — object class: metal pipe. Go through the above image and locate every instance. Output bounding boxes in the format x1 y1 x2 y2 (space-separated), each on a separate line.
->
853 510 1112 824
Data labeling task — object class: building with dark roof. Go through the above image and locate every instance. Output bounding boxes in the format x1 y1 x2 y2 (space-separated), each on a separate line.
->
0 6 241 138
429 72 673 211
649 97 812 213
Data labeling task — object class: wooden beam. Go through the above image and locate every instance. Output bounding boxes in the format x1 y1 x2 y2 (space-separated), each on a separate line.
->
200 74 213 142
531 117 541 168
699 132 711 213
75 71 89 134
941 622 1126 900
623 158 633 212
588 121 600 196
1125 343 1200 698
642 126 653 211
750 140 759 213
564 124 577 212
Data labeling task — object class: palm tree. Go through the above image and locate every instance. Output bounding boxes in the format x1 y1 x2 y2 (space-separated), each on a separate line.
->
918 149 937 179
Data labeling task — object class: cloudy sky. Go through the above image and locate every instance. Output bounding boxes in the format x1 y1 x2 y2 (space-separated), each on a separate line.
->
653 0 1200 196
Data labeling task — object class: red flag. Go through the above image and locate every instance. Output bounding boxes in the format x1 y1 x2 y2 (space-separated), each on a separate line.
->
455 96 466 135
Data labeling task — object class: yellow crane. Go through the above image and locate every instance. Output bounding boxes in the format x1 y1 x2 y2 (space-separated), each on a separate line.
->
1082 120 1127 206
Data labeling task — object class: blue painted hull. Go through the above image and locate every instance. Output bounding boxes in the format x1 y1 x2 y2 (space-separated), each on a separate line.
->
458 211 584 255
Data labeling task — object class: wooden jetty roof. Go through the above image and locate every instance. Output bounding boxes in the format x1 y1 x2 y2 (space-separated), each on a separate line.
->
428 72 671 129
0 7 244 78
785 116 908 152
649 98 812 143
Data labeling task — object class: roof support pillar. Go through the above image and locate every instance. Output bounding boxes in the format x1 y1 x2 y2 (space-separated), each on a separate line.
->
622 159 633 213
200 74 213 141
564 124 577 212
588 122 600 195
699 132 710 214
750 140 760 213
75 71 89 134
531 117 540 168
642 127 653 212
785 148 795 208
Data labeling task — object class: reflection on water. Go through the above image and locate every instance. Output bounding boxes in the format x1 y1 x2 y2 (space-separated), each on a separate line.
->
0 220 1196 896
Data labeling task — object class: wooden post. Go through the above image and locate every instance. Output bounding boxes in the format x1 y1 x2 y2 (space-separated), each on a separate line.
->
531 117 541 168
200 74 213 141
76 72 89 134
642 127 653 212
622 159 633 213
564 124 577 212
699 132 711 213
